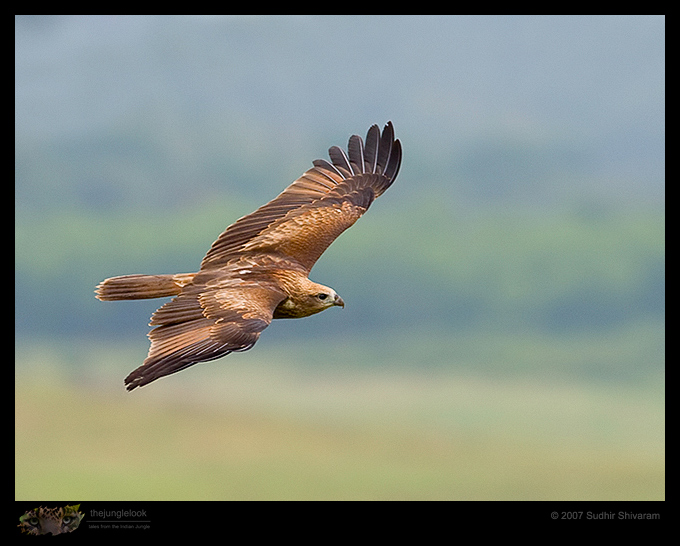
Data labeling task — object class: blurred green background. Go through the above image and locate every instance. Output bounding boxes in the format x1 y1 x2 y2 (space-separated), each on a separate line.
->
16 15 664 500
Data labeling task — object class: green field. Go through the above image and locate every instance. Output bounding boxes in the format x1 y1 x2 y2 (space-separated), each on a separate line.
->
16 340 664 501
15 207 665 500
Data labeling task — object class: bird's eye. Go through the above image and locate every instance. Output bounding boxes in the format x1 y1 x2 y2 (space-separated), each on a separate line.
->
317 293 328 300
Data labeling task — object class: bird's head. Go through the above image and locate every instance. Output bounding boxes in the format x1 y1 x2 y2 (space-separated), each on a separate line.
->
309 286 345 312
300 281 345 316
273 280 344 319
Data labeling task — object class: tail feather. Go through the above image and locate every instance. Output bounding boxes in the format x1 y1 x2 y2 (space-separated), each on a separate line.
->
95 273 196 301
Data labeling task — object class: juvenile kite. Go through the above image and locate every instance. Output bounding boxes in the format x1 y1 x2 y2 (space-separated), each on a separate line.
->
96 122 402 390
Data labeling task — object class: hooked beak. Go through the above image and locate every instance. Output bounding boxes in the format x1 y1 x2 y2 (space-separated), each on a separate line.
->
334 294 345 308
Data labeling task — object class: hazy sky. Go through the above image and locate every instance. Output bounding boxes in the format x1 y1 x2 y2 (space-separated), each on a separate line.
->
16 15 665 207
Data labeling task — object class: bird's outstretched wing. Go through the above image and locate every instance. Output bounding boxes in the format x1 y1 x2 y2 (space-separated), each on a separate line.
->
124 269 286 390
200 122 402 273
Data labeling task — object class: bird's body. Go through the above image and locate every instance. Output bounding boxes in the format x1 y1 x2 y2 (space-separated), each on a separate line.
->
96 122 401 390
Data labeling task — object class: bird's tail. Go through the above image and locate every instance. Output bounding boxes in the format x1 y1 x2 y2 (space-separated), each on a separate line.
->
95 273 196 301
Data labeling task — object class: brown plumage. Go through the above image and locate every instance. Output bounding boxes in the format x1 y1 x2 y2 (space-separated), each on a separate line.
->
96 122 402 390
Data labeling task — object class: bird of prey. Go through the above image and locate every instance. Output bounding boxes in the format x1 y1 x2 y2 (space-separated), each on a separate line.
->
96 122 402 390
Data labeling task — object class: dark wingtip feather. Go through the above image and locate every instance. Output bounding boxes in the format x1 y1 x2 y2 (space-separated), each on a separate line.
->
315 121 401 197
347 134 365 174
328 146 353 177
376 122 395 176
383 137 402 182
363 124 380 173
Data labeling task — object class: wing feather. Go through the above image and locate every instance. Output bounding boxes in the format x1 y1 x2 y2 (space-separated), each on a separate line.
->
347 134 365 174
328 145 354 176
363 124 380 173
200 122 401 272
312 158 347 180
124 275 286 390
376 121 394 175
